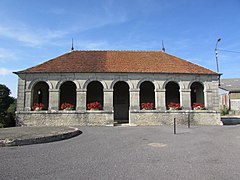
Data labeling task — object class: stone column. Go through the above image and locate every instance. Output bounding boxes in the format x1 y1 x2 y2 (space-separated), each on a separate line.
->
180 89 191 110
76 89 86 111
204 89 213 110
129 88 140 110
49 89 59 110
24 90 32 111
155 89 166 110
104 89 113 111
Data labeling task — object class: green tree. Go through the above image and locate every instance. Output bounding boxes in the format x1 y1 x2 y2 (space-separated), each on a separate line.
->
0 84 16 127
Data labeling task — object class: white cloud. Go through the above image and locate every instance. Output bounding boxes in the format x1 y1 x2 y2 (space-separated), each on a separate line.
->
0 68 14 75
0 48 17 62
0 22 68 47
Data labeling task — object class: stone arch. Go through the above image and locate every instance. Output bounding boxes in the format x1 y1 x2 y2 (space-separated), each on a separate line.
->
165 81 180 108
59 81 77 110
86 81 104 110
136 78 158 89
113 81 130 123
83 78 107 90
28 79 53 90
31 81 49 110
140 81 155 109
188 80 204 90
110 79 134 89
56 80 80 90
162 79 180 90
190 81 205 109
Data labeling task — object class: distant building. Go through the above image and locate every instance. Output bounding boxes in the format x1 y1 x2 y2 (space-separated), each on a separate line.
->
219 78 240 114
14 50 221 126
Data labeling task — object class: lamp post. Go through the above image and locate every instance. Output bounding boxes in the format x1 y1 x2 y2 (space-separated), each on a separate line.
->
215 38 221 73
215 38 221 86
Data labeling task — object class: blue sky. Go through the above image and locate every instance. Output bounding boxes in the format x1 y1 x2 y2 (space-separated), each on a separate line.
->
0 0 240 97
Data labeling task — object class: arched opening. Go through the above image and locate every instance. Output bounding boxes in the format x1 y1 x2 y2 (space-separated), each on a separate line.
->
113 81 129 124
165 81 180 109
140 81 155 109
32 81 49 110
59 81 76 110
191 82 204 109
86 81 103 110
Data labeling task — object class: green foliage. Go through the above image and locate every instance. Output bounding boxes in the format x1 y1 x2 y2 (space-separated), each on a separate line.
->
221 106 229 116
0 84 16 127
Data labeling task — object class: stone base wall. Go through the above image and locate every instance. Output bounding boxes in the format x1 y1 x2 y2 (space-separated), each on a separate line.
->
130 110 222 125
16 111 114 126
16 110 221 126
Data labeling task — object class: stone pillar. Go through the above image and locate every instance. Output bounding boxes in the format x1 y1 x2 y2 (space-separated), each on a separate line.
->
180 89 191 110
76 89 86 110
49 89 59 110
104 89 113 111
24 90 32 111
204 89 213 110
129 88 140 110
155 89 166 110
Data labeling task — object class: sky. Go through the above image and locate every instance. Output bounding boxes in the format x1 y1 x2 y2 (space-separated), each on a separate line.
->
0 0 240 97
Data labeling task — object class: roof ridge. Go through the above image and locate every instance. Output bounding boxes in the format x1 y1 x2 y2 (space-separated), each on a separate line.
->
70 49 163 52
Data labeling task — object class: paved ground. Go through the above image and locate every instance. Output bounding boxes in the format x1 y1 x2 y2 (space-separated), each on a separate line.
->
1 125 240 180
0 126 81 146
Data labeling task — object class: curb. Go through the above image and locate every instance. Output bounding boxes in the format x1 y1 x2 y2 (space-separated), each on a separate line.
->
0 127 81 147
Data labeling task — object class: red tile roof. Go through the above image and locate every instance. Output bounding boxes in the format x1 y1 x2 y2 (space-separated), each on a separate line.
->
16 50 217 75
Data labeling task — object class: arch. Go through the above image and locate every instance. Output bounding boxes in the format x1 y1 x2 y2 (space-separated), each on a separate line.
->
162 79 180 90
59 81 76 110
32 81 49 110
83 78 107 89
113 81 130 123
165 81 180 108
86 81 104 110
140 81 155 109
188 80 204 90
56 80 80 90
110 79 134 89
190 81 204 109
28 79 53 90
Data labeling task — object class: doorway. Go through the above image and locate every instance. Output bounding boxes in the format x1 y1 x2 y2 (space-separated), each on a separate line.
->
113 81 129 124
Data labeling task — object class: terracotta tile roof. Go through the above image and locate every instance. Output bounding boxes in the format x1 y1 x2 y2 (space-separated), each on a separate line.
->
16 50 217 75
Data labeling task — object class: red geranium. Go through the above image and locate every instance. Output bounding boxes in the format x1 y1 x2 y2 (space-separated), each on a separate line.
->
141 103 154 110
192 103 205 110
61 102 74 110
168 102 182 110
87 101 102 110
32 103 44 111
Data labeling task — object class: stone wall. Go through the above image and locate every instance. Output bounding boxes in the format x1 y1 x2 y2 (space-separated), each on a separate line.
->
16 110 221 126
16 111 113 126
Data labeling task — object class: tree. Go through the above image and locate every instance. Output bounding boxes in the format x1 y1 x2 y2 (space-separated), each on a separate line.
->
0 84 16 127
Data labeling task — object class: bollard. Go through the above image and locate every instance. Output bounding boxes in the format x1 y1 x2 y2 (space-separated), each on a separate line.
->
174 118 176 134
188 114 190 128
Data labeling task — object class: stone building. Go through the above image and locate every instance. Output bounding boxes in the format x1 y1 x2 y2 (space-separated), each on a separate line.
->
14 50 221 126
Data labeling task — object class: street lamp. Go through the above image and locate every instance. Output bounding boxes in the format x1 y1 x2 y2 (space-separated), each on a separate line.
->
215 38 221 73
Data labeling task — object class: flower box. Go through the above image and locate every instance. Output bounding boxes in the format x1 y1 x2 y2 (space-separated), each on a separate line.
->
168 102 182 110
87 101 102 110
61 102 74 110
32 103 44 111
141 103 155 110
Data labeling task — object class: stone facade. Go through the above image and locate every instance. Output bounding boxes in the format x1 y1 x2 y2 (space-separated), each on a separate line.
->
15 72 222 126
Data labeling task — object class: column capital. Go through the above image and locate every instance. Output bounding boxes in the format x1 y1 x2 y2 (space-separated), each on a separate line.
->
129 88 140 92
49 89 59 92
76 88 87 92
155 88 166 92
104 89 113 92
180 89 191 92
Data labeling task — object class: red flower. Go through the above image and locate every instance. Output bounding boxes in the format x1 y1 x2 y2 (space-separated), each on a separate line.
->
32 103 44 110
192 103 205 110
61 102 74 110
141 103 154 110
168 102 182 110
87 101 102 110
